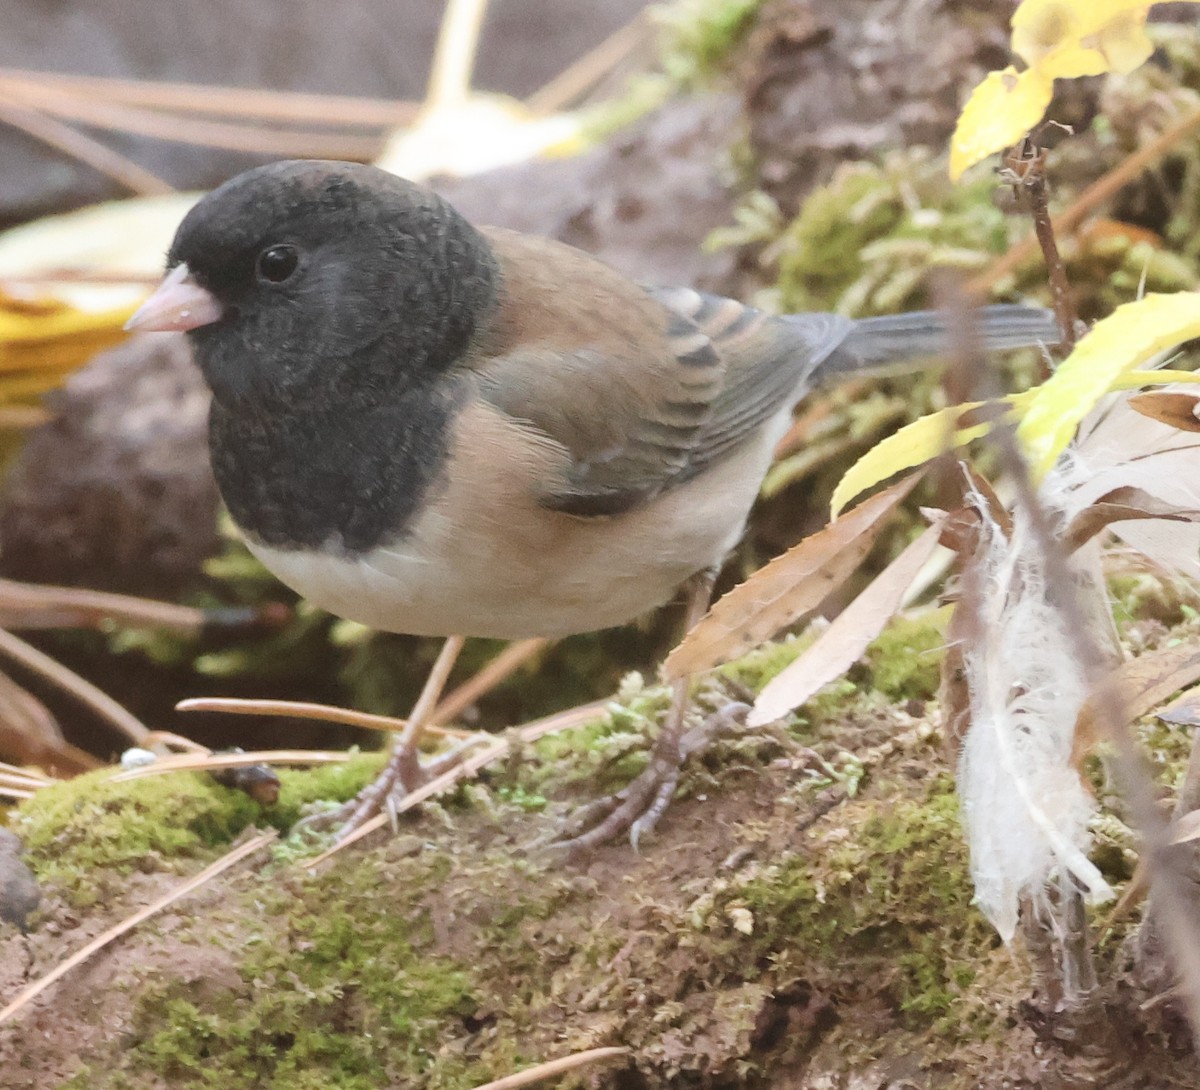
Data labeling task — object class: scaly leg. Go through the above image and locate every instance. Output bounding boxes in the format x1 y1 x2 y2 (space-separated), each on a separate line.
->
555 568 723 855
332 635 466 840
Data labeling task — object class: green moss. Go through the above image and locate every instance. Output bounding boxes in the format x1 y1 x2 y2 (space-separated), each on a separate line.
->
657 0 764 87
772 149 1023 318
858 606 949 703
728 777 994 1029
1108 570 1196 632
517 673 673 795
119 848 549 1090
12 756 385 908
15 770 260 906
270 753 383 827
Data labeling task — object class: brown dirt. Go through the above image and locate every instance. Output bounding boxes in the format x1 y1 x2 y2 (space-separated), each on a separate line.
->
2 692 1195 1089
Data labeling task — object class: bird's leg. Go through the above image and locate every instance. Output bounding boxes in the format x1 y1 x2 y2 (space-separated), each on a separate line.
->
556 567 721 855
335 634 466 838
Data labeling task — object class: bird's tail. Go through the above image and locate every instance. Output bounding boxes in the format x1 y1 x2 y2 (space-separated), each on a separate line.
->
814 304 1061 376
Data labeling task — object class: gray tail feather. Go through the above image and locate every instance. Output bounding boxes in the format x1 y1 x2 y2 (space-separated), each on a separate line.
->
819 304 1061 375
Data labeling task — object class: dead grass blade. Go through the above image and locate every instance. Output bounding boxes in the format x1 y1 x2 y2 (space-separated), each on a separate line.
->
0 830 276 1026
749 516 947 727
665 473 923 680
110 749 361 783
176 697 477 739
0 94 173 195
179 637 549 740
0 577 210 634
0 761 54 785
426 0 491 112
0 68 418 127
0 761 56 800
525 12 648 114
0 628 148 744
466 1046 631 1090
0 80 381 159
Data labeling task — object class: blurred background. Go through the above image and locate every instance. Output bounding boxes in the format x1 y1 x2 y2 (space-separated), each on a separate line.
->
1 0 1197 774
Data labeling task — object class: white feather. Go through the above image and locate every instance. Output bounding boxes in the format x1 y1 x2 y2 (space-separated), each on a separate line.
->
958 476 1114 942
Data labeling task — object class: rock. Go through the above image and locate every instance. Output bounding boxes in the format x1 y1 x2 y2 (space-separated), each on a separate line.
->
0 333 217 596
0 828 40 932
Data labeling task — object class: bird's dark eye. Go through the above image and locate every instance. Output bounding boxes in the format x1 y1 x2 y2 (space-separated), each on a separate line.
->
256 245 299 284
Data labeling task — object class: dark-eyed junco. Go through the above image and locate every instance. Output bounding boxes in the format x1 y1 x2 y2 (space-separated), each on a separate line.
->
127 159 1059 849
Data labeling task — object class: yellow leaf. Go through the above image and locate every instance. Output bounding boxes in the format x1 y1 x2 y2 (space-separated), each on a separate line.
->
830 391 1036 515
950 67 1054 181
1017 293 1200 478
950 0 1200 180
0 292 134 404
831 366 1200 517
1011 0 1159 78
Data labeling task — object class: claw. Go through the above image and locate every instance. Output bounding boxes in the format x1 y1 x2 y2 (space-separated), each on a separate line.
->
553 700 751 858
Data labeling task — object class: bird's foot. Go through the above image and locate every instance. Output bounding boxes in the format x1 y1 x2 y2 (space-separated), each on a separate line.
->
293 738 477 842
553 701 750 858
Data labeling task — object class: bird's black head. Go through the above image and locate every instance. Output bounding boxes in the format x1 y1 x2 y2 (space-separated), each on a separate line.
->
143 160 498 413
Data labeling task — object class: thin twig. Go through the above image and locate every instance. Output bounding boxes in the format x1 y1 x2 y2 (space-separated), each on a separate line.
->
525 15 648 115
0 830 276 1025
433 637 547 724
425 0 491 112
0 94 173 196
0 628 149 744
466 1046 631 1090
0 67 418 127
1001 141 1077 357
971 104 1200 295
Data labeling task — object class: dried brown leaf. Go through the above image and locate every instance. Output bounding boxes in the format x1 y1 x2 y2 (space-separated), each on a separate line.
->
0 668 99 775
664 473 922 680
1074 641 1200 764
1129 391 1200 433
1171 809 1200 846
1159 691 1200 728
748 516 946 727
1063 486 1200 552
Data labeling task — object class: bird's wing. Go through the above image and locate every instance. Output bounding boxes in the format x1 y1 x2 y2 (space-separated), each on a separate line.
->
650 288 852 476
470 230 851 516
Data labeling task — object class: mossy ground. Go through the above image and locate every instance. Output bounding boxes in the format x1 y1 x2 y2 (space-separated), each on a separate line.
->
6 606 1197 1089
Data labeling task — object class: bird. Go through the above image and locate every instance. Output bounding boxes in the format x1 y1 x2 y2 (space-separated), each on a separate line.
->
126 159 1060 851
